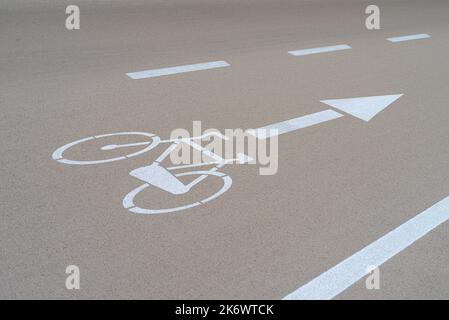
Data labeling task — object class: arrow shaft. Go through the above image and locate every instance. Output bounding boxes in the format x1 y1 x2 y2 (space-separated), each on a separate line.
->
248 109 344 139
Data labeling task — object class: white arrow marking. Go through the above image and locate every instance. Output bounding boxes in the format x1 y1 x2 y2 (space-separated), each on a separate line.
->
320 94 403 122
247 94 402 139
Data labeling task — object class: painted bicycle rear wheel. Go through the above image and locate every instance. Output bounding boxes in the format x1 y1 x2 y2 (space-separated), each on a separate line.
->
52 132 160 165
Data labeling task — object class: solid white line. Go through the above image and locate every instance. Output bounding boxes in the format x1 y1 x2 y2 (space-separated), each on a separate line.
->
126 60 230 79
247 110 343 139
387 33 431 43
288 44 351 56
283 196 449 300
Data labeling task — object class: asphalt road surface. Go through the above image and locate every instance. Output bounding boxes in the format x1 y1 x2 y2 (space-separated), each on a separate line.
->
2 0 449 299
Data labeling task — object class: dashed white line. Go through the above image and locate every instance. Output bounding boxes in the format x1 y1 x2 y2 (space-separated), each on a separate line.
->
283 196 449 300
387 33 431 43
288 44 351 57
126 60 230 79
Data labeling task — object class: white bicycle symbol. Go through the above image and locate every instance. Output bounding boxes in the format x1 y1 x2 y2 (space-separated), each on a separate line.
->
52 131 252 215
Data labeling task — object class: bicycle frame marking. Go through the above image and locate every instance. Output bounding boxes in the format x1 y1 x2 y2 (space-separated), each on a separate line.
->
131 136 232 195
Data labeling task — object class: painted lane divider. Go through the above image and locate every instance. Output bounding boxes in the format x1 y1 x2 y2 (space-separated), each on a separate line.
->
126 60 230 79
288 44 351 57
283 196 449 300
248 94 403 139
387 33 431 43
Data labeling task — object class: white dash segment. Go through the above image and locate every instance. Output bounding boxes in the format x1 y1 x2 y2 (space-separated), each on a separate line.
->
387 33 431 43
127 60 230 79
247 110 343 139
288 45 351 57
283 196 449 300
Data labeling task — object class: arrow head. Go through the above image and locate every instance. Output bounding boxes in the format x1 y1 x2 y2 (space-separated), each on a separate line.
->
320 94 403 121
